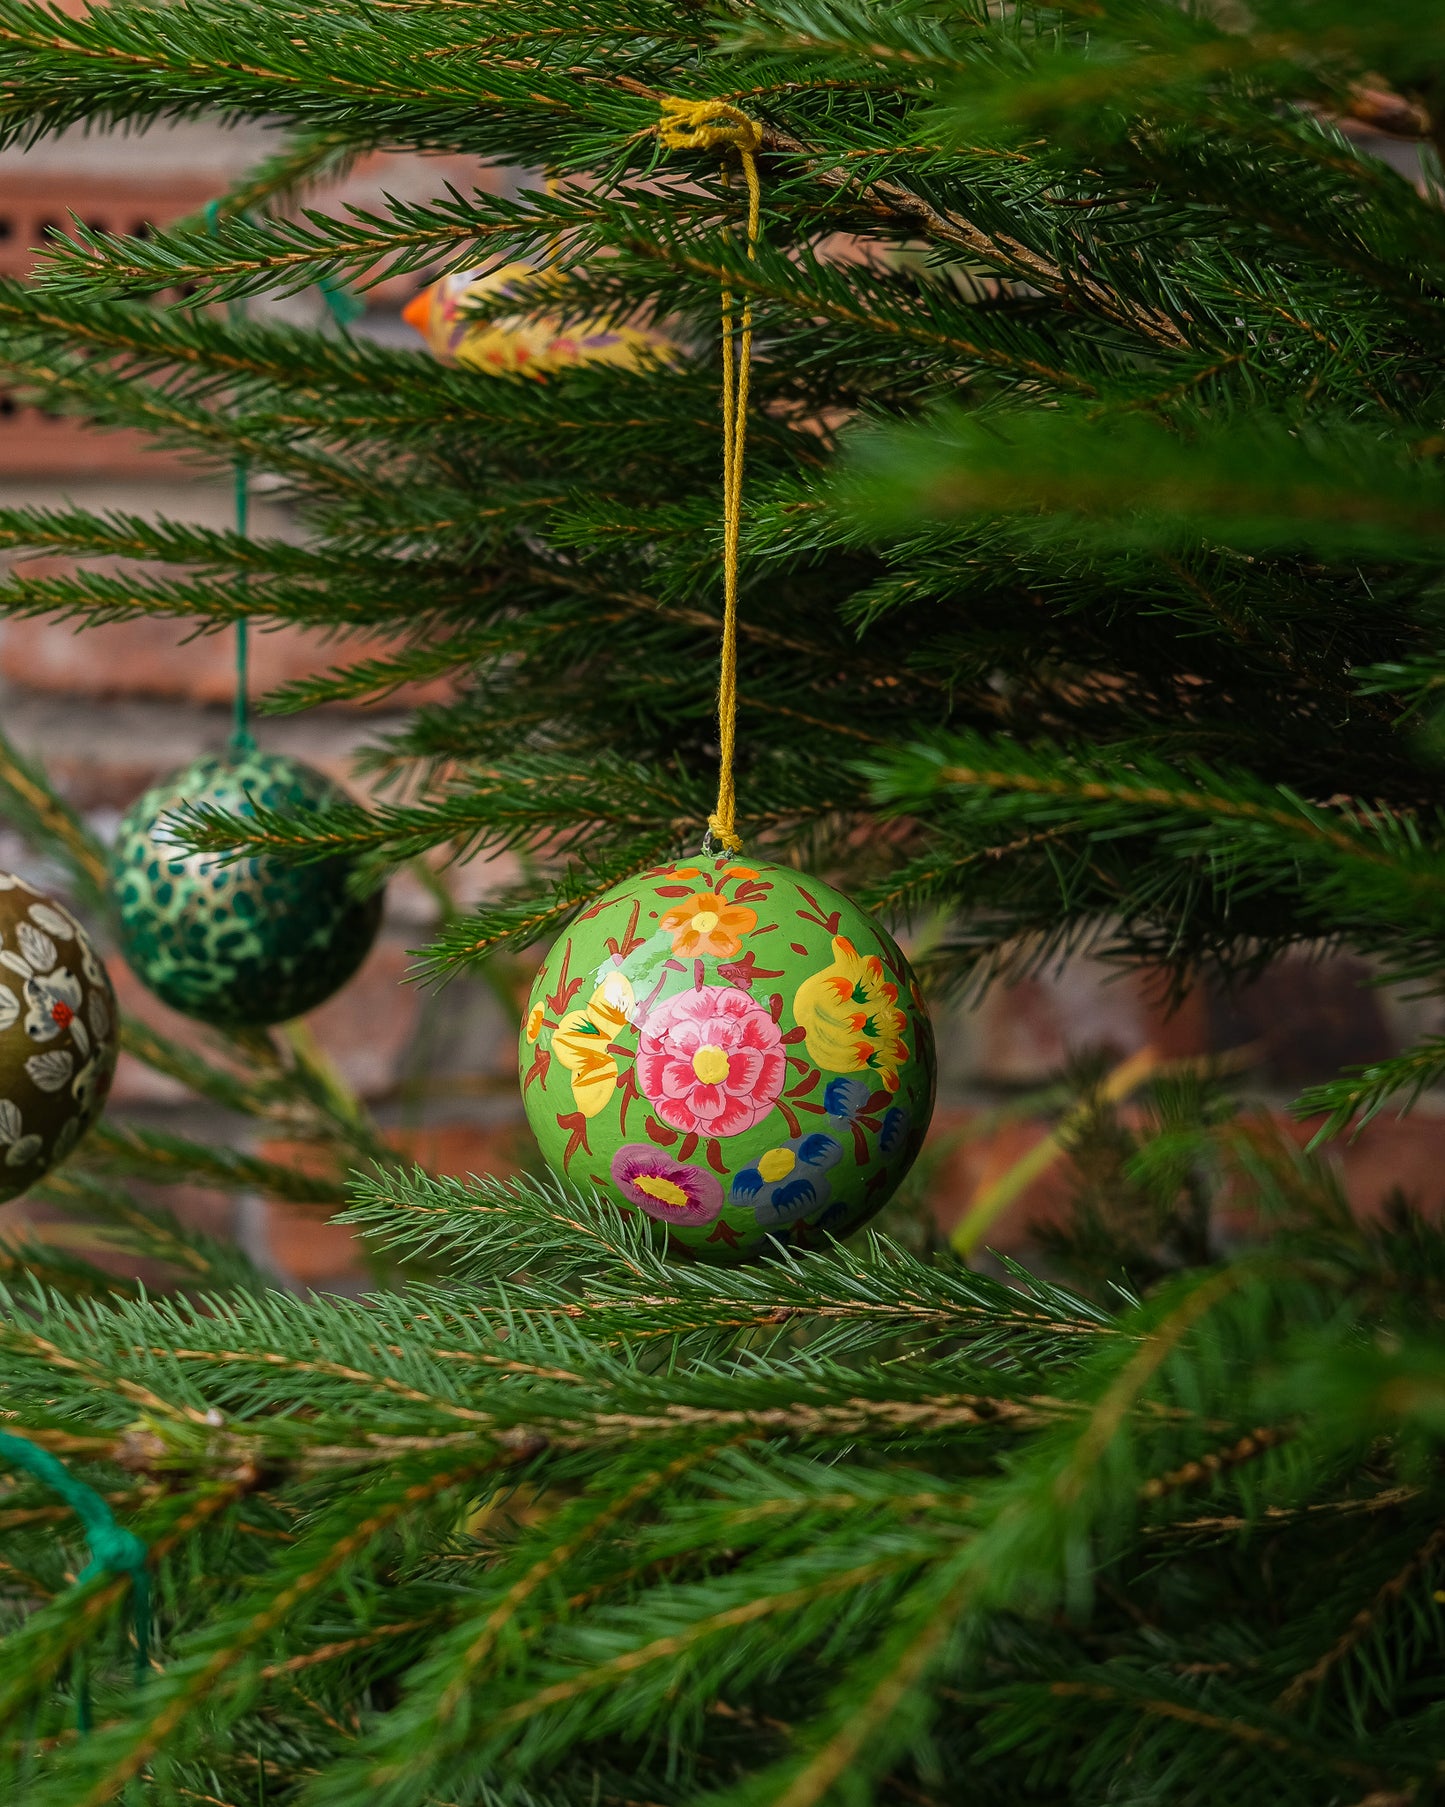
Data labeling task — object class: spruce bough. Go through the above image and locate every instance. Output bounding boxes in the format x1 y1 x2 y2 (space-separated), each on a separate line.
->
0 2 1440 1801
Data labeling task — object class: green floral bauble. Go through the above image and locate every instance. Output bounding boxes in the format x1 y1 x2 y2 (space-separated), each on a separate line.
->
520 856 936 1263
108 749 383 1028
0 875 117 1203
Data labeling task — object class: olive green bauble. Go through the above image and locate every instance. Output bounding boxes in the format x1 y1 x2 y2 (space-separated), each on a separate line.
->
108 748 383 1028
520 856 936 1263
0 875 117 1203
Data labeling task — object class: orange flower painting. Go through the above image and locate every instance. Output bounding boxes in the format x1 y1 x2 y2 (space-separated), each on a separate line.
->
658 891 757 960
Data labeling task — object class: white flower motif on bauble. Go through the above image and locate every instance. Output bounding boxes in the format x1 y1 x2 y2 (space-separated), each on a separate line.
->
0 1100 21 1147
16 924 57 974
0 984 19 1035
23 967 84 1046
5 1134 41 1168
78 936 106 990
88 987 112 1043
25 1049 73 1092
70 1057 102 1112
51 1116 80 1162
27 902 74 941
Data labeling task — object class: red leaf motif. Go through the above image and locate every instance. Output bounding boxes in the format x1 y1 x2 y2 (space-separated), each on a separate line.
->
522 1046 551 1094
795 889 842 934
555 1110 592 1169
605 900 646 960
716 950 784 990
615 1065 640 1134
705 1137 727 1175
706 1220 741 1248
645 1114 679 1147
546 942 584 1016
678 1132 699 1162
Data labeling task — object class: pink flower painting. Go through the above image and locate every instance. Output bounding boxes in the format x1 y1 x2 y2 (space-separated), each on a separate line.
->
611 1145 723 1226
636 985 786 1138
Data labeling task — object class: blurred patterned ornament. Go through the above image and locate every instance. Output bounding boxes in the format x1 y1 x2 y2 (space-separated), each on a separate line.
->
520 857 935 1263
108 748 383 1028
0 875 117 1202
402 259 675 375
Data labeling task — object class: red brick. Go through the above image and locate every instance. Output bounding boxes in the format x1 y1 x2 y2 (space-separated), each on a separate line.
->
3 1180 236 1289
0 413 189 480
971 959 1161 1085
1280 1109 1445 1223
968 954 1397 1092
0 173 221 279
924 1100 1445 1261
258 1121 525 1283
108 957 233 1107
0 617 454 712
1207 955 1392 1087
300 937 423 1101
109 932 422 1105
923 1107 1072 1254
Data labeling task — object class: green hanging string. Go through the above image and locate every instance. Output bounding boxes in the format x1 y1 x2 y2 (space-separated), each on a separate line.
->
205 201 256 760
231 457 254 756
317 273 365 330
0 1432 151 1729
202 202 361 769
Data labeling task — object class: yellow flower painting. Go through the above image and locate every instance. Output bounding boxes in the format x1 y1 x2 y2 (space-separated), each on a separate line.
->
793 936 909 1093
552 971 635 1117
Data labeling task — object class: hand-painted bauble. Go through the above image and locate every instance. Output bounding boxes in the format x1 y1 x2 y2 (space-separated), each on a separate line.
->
402 260 676 376
0 874 117 1202
520 857 936 1263
108 749 383 1028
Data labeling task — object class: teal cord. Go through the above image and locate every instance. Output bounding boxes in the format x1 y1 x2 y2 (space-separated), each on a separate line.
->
0 1433 151 1723
231 458 254 756
318 274 365 329
202 200 360 763
205 200 256 760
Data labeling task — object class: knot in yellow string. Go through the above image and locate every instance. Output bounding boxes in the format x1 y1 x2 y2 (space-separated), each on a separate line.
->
658 96 763 157
658 98 762 858
706 813 744 856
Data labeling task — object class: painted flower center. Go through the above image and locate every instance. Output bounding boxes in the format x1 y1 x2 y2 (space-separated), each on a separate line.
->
691 1044 730 1085
50 1002 73 1027
757 1147 796 1182
690 910 721 934
634 1174 689 1211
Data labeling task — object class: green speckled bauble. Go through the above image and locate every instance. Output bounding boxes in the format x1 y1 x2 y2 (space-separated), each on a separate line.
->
108 748 383 1028
0 874 117 1202
520 857 935 1263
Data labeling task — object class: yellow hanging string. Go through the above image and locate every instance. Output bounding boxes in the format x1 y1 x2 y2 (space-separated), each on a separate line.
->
658 98 763 857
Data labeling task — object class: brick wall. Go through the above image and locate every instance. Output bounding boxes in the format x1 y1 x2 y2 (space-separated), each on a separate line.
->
1 118 1440 1286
